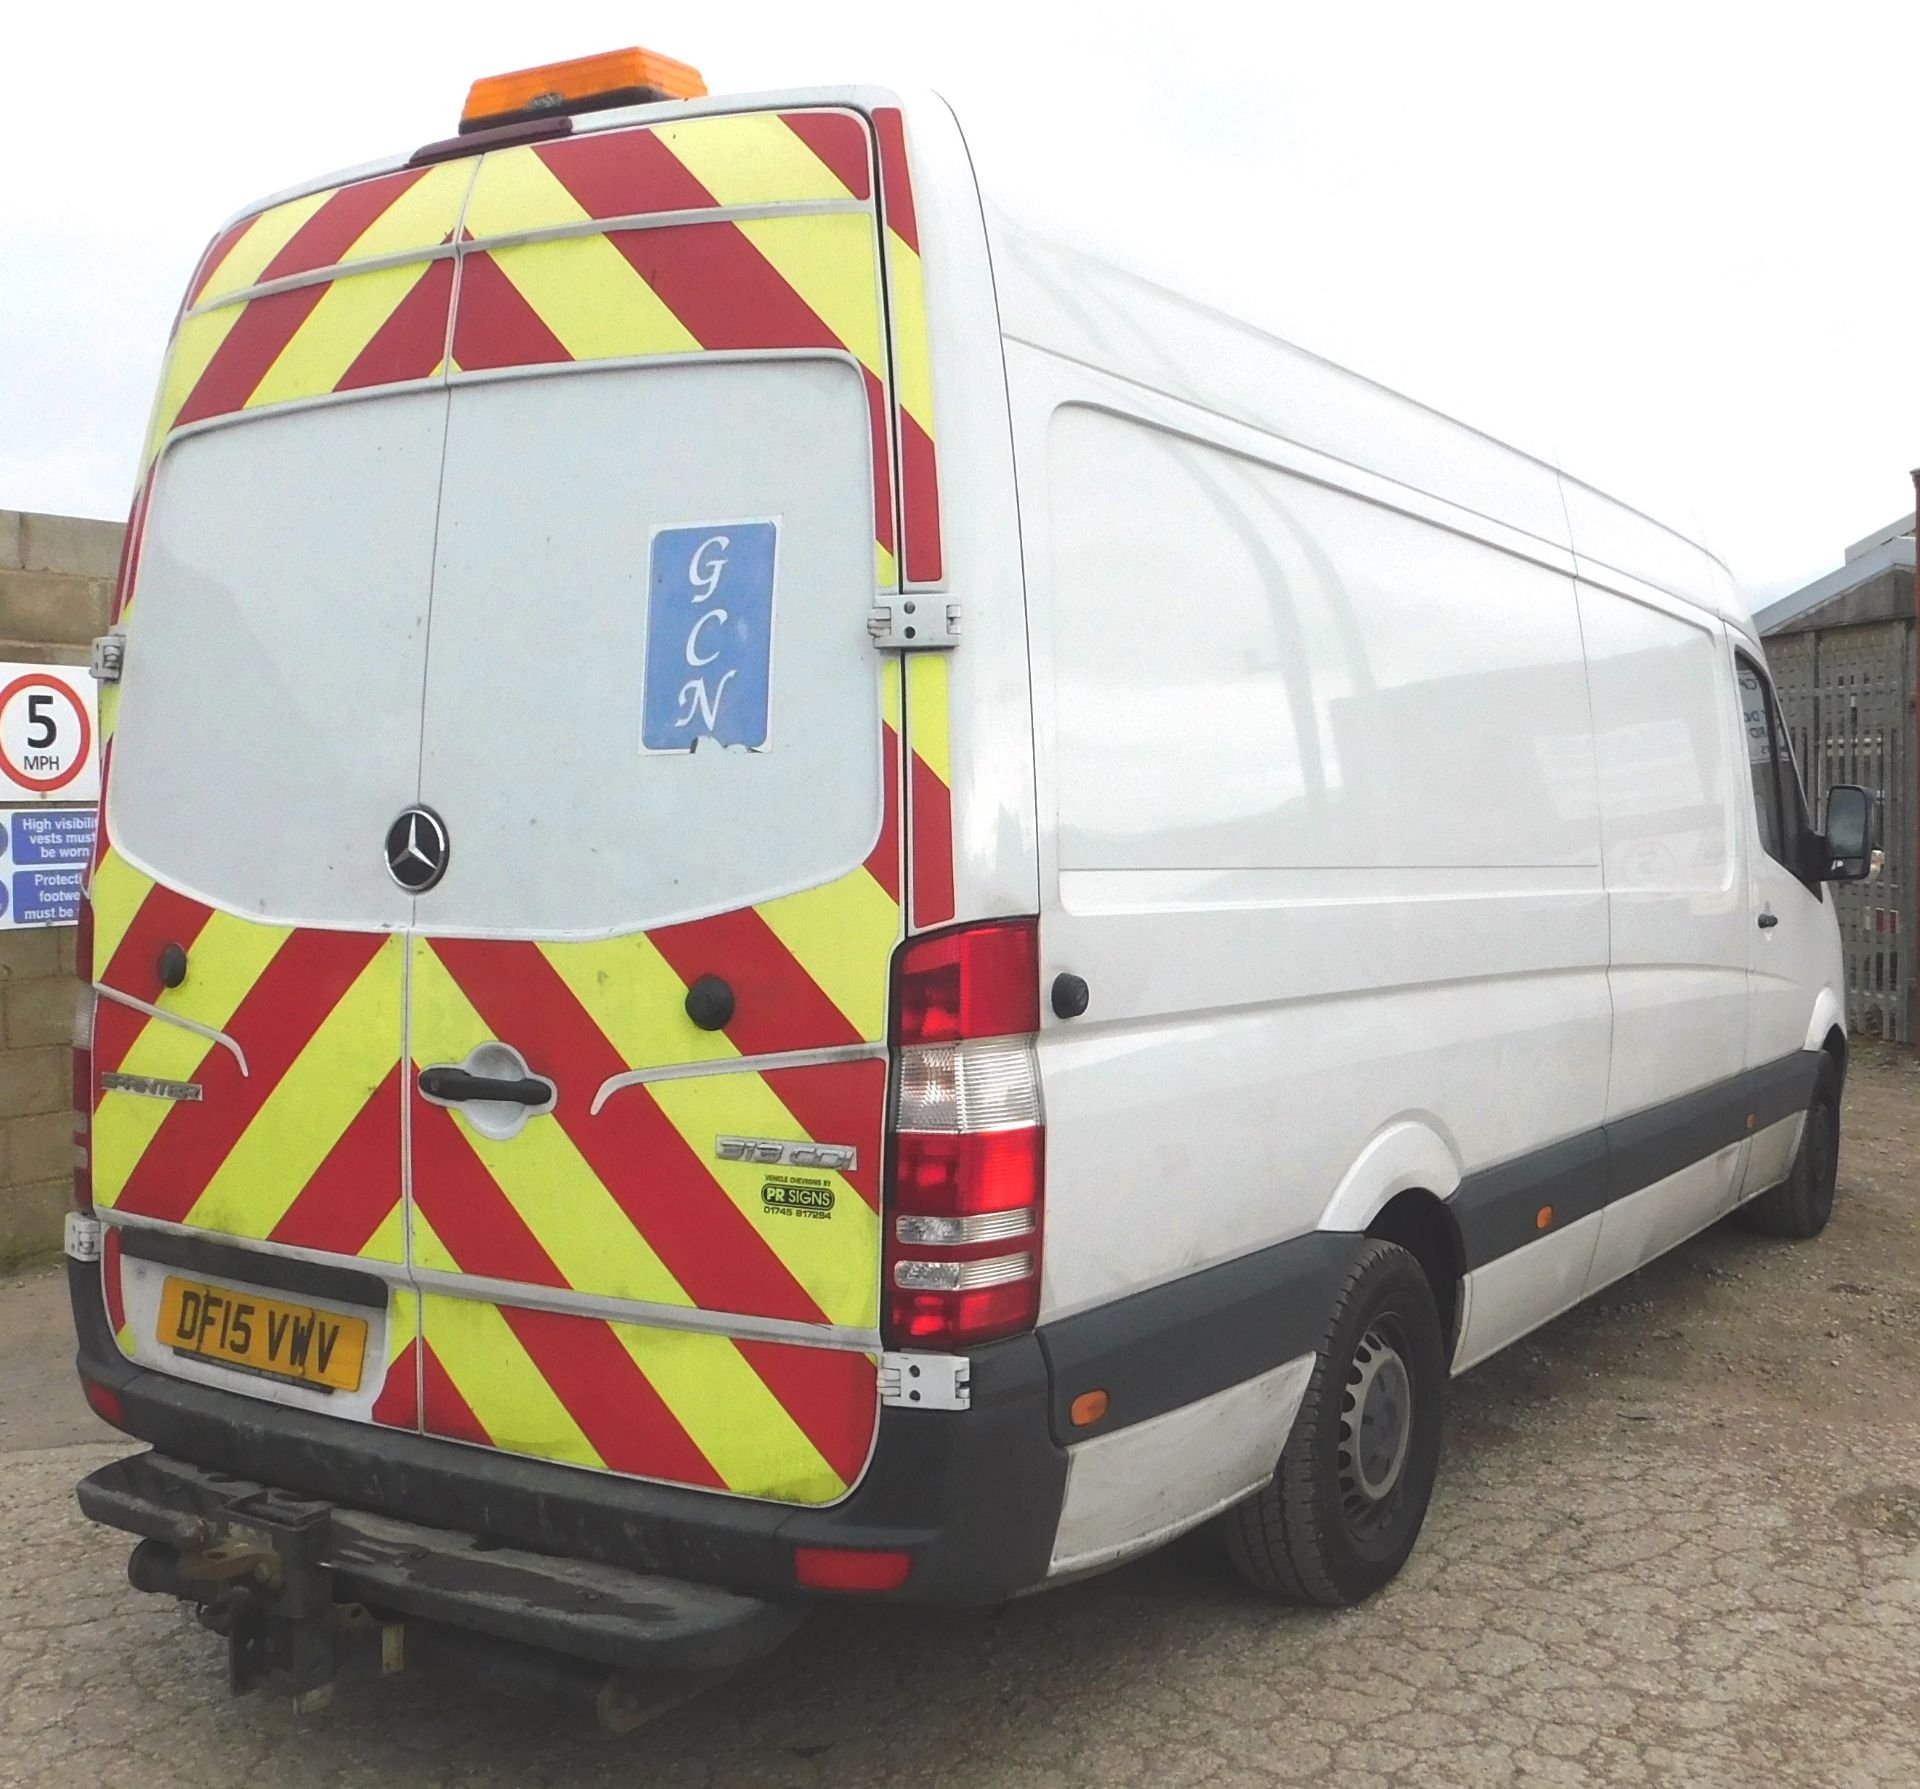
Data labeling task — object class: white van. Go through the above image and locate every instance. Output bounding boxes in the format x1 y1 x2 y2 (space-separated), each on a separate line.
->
68 48 1877 1704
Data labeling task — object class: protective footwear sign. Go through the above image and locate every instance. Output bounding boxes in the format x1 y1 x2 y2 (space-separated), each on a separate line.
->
642 522 777 753
0 665 98 801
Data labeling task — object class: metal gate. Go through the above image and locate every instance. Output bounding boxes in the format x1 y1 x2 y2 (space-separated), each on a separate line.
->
1767 619 1916 1042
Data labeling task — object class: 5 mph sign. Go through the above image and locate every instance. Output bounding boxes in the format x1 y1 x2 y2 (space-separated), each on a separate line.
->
0 665 98 802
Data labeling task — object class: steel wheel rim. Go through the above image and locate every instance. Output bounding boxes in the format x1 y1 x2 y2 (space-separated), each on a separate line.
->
1338 1323 1414 1532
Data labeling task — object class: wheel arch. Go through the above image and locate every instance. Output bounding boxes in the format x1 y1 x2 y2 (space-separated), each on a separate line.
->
1363 1189 1466 1357
1803 987 1847 1061
1315 1118 1467 1353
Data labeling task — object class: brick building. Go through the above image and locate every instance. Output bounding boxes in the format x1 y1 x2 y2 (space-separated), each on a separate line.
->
0 510 122 1266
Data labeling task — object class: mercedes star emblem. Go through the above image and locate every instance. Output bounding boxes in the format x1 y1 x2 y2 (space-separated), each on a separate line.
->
385 806 449 893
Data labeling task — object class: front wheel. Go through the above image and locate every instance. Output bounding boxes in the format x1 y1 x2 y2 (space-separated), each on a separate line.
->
1742 1057 1841 1239
1221 1239 1446 1606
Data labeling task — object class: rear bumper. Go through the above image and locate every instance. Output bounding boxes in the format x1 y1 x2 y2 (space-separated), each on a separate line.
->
69 1258 1069 1608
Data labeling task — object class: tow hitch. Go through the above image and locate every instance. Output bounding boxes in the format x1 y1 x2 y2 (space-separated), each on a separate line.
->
124 1495 344 1707
79 1450 808 1724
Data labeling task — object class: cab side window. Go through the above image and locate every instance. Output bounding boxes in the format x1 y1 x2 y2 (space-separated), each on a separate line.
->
1769 684 1812 844
1735 653 1807 875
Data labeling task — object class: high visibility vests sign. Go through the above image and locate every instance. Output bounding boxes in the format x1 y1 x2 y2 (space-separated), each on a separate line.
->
0 665 99 802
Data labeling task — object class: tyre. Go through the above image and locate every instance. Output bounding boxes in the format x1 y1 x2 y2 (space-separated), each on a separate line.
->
1221 1239 1446 1606
1742 1057 1841 1239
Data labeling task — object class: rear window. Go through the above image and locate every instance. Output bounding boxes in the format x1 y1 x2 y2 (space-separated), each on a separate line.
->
109 391 443 930
109 356 884 938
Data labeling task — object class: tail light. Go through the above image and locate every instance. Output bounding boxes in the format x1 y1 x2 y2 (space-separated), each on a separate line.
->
792 1545 912 1592
78 1372 125 1431
72 897 94 1213
885 920 1044 1347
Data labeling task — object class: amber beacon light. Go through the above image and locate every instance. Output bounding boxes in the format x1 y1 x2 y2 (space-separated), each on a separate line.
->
460 46 708 134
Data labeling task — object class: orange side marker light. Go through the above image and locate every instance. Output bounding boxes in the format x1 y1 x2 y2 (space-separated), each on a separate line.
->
1070 1389 1109 1427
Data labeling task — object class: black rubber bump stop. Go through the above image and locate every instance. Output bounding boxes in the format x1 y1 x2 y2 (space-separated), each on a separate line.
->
685 975 736 1031
1051 973 1090 1020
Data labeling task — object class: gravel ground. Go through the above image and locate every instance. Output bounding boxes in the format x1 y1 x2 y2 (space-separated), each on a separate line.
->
4 1044 1919 1787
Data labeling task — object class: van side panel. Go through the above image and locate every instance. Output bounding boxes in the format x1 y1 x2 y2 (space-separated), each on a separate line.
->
1576 580 1746 1120
1009 358 1612 1562
1016 365 1612 1333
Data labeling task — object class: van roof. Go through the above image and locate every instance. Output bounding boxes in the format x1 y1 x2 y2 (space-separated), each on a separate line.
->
206 83 901 236
206 81 1753 633
982 207 1749 629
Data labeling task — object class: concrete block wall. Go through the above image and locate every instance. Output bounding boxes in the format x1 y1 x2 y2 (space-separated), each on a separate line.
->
0 510 123 1266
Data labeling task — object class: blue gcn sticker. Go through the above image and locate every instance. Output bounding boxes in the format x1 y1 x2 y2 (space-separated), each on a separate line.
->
643 522 777 752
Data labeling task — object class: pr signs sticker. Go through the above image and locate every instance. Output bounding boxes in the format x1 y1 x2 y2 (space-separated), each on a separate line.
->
0 665 98 801
642 522 777 753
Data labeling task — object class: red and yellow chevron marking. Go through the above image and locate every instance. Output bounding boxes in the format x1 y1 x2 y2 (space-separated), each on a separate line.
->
102 1227 133 1357
87 847 406 1263
873 108 942 588
400 624 899 1338
190 163 473 305
409 935 886 1325
143 160 471 467
870 111 953 924
137 107 942 607
370 1290 421 1430
905 653 956 928
144 256 456 466
411 1292 874 1505
461 108 871 234
455 112 898 586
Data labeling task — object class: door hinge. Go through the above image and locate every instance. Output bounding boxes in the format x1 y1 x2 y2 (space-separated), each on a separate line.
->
869 595 960 651
65 1211 104 1263
879 1351 971 1411
91 631 126 683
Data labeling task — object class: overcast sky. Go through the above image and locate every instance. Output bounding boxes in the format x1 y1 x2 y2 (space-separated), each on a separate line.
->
5 1 1914 601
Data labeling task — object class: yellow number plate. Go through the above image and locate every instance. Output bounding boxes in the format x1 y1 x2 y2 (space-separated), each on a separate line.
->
157 1277 367 1392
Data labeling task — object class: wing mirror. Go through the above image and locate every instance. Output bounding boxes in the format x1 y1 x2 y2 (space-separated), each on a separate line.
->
1819 784 1878 882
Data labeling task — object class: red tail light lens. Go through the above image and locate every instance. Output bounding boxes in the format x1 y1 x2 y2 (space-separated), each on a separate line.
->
894 1128 1043 1220
885 921 1043 1348
792 1545 912 1592
79 1373 125 1431
888 1269 1038 1347
893 919 1039 1046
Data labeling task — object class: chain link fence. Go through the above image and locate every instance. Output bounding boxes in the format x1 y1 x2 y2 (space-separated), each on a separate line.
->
1766 617 1915 1042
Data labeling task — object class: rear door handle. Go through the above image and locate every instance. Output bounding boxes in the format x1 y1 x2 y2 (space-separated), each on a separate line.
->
1757 910 1779 930
418 1066 554 1106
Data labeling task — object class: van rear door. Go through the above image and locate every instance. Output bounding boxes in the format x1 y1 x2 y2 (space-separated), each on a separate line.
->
93 104 923 1506
406 359 897 1504
90 390 439 1419
399 109 912 1505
